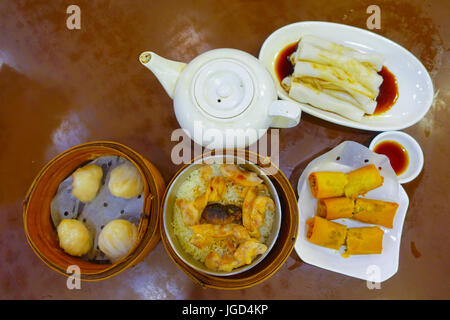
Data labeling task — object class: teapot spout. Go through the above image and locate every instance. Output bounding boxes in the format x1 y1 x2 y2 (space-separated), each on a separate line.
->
139 51 186 99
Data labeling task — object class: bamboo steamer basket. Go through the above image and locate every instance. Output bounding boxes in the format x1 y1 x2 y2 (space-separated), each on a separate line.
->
23 141 165 281
160 149 299 289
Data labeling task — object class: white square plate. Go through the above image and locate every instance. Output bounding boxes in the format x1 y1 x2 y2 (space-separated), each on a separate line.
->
294 141 409 282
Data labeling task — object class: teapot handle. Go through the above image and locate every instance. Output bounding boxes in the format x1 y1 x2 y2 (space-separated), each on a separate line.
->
268 100 302 128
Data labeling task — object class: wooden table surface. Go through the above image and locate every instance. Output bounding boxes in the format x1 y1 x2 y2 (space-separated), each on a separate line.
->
1 0 448 299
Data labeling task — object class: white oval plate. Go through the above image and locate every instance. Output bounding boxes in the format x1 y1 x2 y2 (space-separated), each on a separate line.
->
259 21 434 131
295 141 409 282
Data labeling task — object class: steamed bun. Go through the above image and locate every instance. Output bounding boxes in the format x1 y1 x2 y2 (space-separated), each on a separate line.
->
98 219 138 263
108 162 144 199
72 164 103 202
57 219 92 256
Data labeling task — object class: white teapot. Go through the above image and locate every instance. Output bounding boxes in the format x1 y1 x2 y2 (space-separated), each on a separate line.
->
139 48 301 149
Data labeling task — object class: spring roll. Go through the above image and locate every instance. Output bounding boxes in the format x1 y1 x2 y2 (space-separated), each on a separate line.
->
353 198 399 228
345 227 384 255
344 164 384 198
308 171 348 199
289 80 365 121
306 216 347 250
294 41 383 96
300 35 385 71
317 197 355 220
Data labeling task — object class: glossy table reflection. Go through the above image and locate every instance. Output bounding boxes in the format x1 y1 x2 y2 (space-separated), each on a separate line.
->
0 0 448 299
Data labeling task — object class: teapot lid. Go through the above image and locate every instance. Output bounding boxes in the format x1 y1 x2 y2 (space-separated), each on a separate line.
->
193 59 254 119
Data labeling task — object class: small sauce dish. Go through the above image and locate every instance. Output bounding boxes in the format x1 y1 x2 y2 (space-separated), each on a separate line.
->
369 131 424 184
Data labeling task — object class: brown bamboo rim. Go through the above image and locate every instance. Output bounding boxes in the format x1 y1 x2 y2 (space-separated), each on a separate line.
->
23 141 165 281
159 148 299 289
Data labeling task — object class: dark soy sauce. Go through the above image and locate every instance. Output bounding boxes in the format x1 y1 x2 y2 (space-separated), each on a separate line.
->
374 140 409 175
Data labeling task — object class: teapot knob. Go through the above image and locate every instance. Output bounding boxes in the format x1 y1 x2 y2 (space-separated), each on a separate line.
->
217 84 233 98
194 59 254 119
